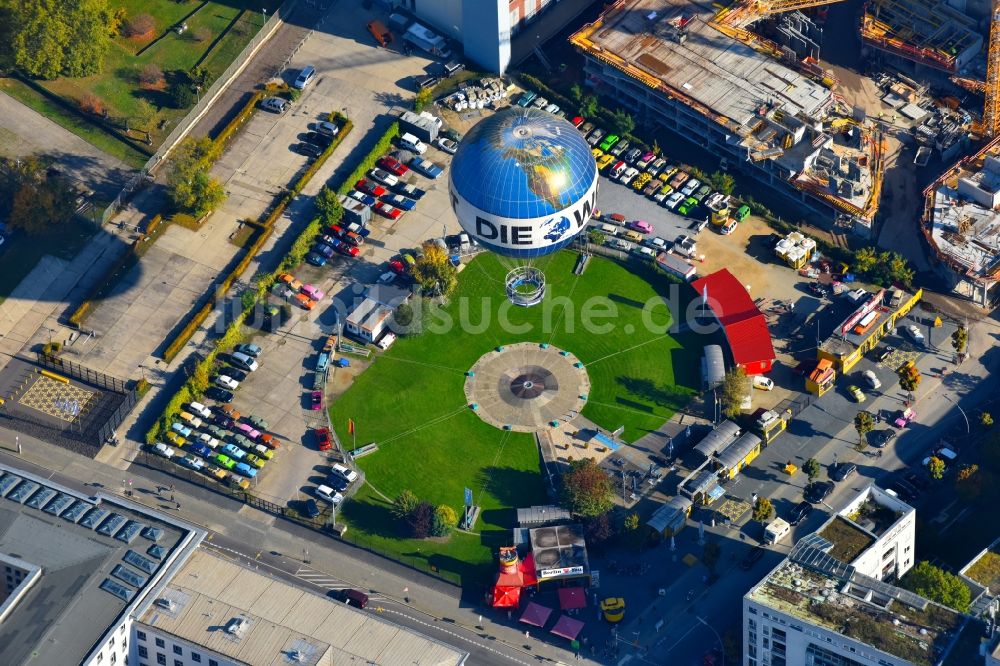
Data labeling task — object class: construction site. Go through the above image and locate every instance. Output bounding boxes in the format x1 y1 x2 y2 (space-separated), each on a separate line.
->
923 137 1000 305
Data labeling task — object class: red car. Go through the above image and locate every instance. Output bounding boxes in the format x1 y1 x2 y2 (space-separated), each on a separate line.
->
377 156 410 177
570 116 584 128
315 427 332 451
389 259 406 275
355 179 387 197
338 243 359 257
375 202 402 220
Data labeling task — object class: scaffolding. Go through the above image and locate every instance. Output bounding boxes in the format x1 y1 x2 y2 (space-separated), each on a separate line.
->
985 0 1000 137
860 0 981 73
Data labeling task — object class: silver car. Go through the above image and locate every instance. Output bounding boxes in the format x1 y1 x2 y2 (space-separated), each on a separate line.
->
260 97 289 114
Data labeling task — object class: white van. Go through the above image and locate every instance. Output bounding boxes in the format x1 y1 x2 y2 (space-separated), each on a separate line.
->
599 223 618 236
293 65 316 90
399 132 428 154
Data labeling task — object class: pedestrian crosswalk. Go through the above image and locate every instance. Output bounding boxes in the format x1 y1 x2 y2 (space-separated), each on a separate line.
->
295 564 348 589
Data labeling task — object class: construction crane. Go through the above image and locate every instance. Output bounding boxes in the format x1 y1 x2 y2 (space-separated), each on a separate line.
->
984 0 1000 136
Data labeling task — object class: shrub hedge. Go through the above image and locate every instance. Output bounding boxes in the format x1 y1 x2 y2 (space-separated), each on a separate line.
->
336 122 400 195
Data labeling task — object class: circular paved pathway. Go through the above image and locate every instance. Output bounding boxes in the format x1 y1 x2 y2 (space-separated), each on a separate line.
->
464 342 590 432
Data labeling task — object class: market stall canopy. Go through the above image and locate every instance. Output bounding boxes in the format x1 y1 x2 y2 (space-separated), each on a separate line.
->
558 587 587 610
491 585 521 608
550 614 585 640
519 602 553 627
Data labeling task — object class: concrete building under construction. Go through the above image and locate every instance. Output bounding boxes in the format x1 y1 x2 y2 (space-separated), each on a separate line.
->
571 0 885 236
861 0 983 74
923 137 1000 305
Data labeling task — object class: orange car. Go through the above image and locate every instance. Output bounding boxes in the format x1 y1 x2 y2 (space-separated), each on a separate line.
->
279 273 303 292
260 433 281 450
220 405 240 420
294 293 316 310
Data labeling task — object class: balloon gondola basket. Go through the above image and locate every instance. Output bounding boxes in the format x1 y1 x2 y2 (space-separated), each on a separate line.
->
505 266 546 307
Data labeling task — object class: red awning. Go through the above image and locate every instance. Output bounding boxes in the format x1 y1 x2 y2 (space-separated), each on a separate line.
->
519 602 553 627
519 551 538 587
491 585 521 608
550 614 585 641
558 587 587 610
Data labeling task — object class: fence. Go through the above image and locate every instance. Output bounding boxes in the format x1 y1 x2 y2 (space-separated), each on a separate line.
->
137 451 465 586
36 352 131 393
100 1 295 224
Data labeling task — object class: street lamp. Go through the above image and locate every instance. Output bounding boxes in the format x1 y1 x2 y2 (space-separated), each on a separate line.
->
697 616 725 666
941 394 970 434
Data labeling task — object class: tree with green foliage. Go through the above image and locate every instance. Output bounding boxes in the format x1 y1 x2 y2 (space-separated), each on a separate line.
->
413 241 458 297
569 83 583 102
391 489 419 520
0 157 74 234
413 86 433 112
752 496 774 523
803 458 822 482
853 246 878 276
622 512 644 551
611 108 636 135
708 171 735 195
392 302 414 328
2 0 120 79
720 367 750 418
407 501 434 538
580 95 599 118
560 458 614 518
901 561 971 612
314 186 343 226
431 504 457 536
952 326 968 355
982 412 994 428
928 456 946 480
854 411 874 449
899 371 920 393
587 230 605 246
166 136 225 217
169 81 197 109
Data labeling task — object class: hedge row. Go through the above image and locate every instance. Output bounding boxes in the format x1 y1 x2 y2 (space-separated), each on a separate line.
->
216 91 265 146
336 122 400 195
149 114 356 440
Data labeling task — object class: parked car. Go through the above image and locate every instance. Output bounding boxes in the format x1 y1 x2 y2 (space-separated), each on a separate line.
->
377 156 410 177
221 444 246 461
623 147 643 163
391 181 426 199
179 411 203 428
294 293 316 310
292 65 316 90
903 324 925 345
234 462 258 478
214 454 236 470
216 375 239 390
609 137 629 157
153 443 176 459
260 97 289 114
752 376 774 391
436 137 458 154
862 369 881 390
188 401 213 418
316 121 340 138
205 387 233 403
348 189 376 207
665 192 684 209
830 462 857 482
165 432 185 447
578 121 595 135
315 485 344 505
409 157 444 179
171 422 192 438
805 481 834 504
586 128 605 146
230 352 259 372
329 462 358 484
628 220 653 235
599 133 619 152
296 142 322 157
399 132 428 154
236 422 261 439
370 168 399 187
619 167 639 185
189 443 212 459
847 385 865 402
740 546 766 571
302 499 321 519
224 367 248 383
375 202 403 220
596 153 615 170
245 454 265 469
279 272 303 291
195 433 219 449
332 589 369 609
355 179 387 197
301 284 325 300
234 343 262 358
315 427 333 451
789 500 812 525
382 193 416 211
179 455 205 471
303 131 332 148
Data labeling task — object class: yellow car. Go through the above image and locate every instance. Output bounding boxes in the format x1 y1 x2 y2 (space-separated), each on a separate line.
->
591 147 604 160
165 432 186 447
661 166 678 180
596 153 615 171
254 446 274 460
205 465 228 481
632 172 652 191
245 454 266 469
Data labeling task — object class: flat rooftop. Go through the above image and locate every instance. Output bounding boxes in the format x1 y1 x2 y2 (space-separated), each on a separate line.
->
818 517 875 563
574 0 831 130
138 548 468 665
820 288 916 357
962 544 1000 596
0 464 194 666
749 558 964 666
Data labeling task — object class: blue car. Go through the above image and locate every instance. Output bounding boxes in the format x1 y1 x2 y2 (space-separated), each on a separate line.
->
408 157 444 179
234 462 258 478
381 193 416 211
314 243 336 259
234 344 262 357
171 422 192 438
348 190 376 207
306 252 327 267
221 444 246 461
189 443 212 458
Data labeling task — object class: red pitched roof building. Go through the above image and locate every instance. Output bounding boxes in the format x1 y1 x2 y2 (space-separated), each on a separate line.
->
691 269 775 375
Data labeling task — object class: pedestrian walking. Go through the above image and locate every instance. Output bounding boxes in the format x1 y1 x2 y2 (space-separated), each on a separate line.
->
170 494 175 503
525 630 530 640
176 501 181 510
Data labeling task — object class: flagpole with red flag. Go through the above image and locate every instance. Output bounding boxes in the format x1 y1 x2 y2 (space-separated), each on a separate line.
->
348 418 356 451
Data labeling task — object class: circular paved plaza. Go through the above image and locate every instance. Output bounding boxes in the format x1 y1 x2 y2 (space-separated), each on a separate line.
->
464 343 590 432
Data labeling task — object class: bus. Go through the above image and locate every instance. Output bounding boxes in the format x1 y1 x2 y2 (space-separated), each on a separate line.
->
853 311 879 335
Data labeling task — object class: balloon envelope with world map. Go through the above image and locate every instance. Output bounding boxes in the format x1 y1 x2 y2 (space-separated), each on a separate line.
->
449 108 599 306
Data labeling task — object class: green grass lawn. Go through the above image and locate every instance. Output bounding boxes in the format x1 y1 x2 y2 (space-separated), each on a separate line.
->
22 0 281 154
329 251 700 584
0 217 98 306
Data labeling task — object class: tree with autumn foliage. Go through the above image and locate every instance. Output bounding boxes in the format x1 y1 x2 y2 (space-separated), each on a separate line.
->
560 458 614 518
